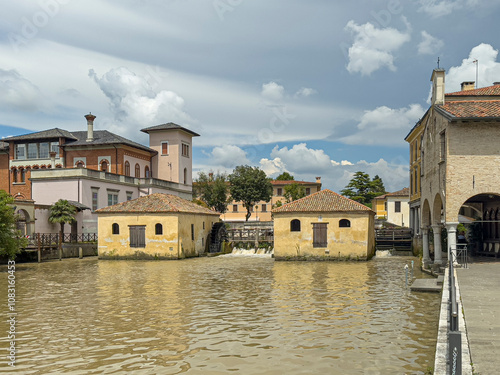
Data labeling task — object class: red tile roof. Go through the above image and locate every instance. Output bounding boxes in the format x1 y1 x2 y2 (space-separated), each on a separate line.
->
374 187 409 200
272 189 373 213
96 193 220 215
437 100 500 118
446 85 500 97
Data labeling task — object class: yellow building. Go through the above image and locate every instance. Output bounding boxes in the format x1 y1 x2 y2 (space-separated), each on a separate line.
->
222 178 322 222
96 193 220 259
272 189 375 260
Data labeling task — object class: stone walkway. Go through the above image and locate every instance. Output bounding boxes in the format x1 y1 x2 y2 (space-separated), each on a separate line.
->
456 261 500 375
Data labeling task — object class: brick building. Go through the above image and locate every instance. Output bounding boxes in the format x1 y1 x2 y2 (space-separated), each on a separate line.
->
406 69 500 264
0 114 199 236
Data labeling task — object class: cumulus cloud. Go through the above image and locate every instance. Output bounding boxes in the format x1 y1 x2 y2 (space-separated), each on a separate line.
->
418 31 444 55
269 143 332 174
344 19 411 75
256 143 409 192
445 43 500 92
0 69 42 111
208 145 250 168
261 81 285 101
89 67 192 127
339 104 425 146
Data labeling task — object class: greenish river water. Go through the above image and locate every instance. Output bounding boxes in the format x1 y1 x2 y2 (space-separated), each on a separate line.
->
0 255 439 374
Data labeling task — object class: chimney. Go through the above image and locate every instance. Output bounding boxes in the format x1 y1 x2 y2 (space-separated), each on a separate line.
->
316 176 321 184
49 151 56 168
431 69 445 105
460 81 475 91
494 82 500 86
85 113 96 142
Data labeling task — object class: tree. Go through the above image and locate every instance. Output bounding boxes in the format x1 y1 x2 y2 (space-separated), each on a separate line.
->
229 165 273 221
0 190 27 259
49 199 77 237
276 172 294 181
194 171 231 213
283 182 306 203
341 171 387 207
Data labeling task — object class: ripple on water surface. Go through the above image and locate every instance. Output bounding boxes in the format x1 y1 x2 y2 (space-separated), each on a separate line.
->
0 256 439 374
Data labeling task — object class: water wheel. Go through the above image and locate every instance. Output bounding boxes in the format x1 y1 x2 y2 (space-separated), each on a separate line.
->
209 222 228 253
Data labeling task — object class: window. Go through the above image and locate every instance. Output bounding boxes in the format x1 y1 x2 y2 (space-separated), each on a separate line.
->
92 188 99 211
12 169 17 183
203 222 205 229
395 201 401 213
290 219 301 232
306 188 311 195
233 204 238 212
384 202 387 212
125 161 130 176
39 143 49 158
28 143 38 159
182 143 190 157
76 161 85 168
277 188 283 196
101 160 108 172
50 142 59 154
161 142 169 155
107 192 118 206
339 219 351 228
440 131 446 162
183 168 187 184
155 223 163 235
112 223 120 235
312 223 328 247
126 192 133 201
191 224 195 241
262 204 267 212
145 166 150 178
20 169 25 183
135 163 140 178
129 226 146 248
16 144 26 160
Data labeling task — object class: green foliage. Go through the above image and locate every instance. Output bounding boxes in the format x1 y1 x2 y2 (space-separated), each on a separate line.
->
0 190 27 259
340 171 387 206
276 172 294 181
274 200 283 208
229 165 273 221
283 182 306 203
194 171 231 213
49 199 77 235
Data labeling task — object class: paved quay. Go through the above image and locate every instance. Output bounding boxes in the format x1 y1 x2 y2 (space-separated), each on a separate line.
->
456 261 500 375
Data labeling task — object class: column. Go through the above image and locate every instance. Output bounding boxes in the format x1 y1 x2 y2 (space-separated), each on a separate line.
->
446 222 458 265
422 227 431 267
431 224 443 264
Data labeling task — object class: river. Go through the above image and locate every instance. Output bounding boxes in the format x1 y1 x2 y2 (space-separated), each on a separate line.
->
0 255 439 374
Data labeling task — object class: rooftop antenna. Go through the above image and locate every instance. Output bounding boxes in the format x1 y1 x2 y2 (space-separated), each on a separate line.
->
437 57 440 69
473 59 478 88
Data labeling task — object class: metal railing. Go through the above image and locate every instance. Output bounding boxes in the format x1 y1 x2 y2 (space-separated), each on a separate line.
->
448 258 462 375
454 244 468 268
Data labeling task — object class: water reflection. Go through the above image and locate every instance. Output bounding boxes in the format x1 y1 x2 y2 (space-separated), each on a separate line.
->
0 257 439 374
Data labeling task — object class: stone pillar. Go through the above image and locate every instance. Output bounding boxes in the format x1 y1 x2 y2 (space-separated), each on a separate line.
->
422 227 431 267
446 222 459 265
432 225 443 264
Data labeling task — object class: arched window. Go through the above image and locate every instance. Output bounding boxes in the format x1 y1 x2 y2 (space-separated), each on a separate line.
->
290 219 301 232
112 223 119 235
183 168 187 184
76 161 85 168
125 161 130 176
135 163 140 178
12 169 17 183
20 169 25 182
155 223 163 235
145 166 150 178
101 160 108 172
339 219 351 228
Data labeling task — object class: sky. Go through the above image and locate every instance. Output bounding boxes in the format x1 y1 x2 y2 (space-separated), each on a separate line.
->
2 0 500 193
